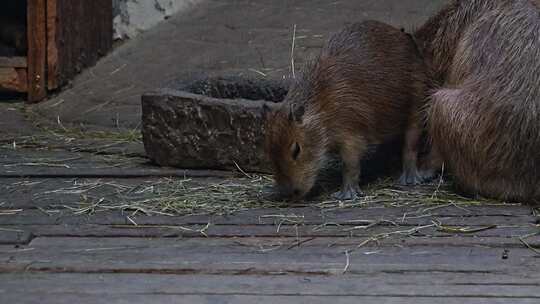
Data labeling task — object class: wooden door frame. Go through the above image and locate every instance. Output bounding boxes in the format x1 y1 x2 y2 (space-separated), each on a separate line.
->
27 0 47 103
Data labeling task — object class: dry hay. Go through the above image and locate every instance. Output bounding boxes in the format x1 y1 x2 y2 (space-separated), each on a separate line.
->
0 106 142 153
35 174 514 217
39 176 279 216
0 128 141 151
18 174 537 254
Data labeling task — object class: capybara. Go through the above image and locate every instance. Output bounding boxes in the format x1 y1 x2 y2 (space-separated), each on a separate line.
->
265 20 428 200
414 0 540 203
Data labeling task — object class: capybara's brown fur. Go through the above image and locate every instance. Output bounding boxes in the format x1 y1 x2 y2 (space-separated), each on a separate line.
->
265 21 428 200
414 0 540 203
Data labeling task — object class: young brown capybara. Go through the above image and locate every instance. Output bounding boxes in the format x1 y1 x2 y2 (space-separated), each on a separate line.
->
265 20 428 200
414 0 540 203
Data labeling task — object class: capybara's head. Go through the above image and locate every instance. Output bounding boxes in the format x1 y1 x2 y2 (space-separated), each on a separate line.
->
264 93 327 200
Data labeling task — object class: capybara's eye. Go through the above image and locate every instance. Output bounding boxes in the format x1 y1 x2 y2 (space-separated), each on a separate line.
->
291 142 301 160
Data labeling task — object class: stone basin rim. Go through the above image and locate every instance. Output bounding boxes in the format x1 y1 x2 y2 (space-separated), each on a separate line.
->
142 88 282 108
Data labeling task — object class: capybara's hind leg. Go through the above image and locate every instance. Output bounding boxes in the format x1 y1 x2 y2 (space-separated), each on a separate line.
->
399 110 424 185
419 144 444 182
422 88 463 182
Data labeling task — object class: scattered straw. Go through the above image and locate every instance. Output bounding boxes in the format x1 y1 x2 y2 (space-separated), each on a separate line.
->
315 178 505 212
248 68 267 77
343 220 397 232
0 107 143 154
41 176 281 216
111 223 210 237
4 162 71 168
0 209 23 216
0 227 25 233
342 250 351 274
287 237 315 250
436 224 497 234
431 162 445 199
519 232 540 255
26 173 513 219
355 222 439 249
233 161 254 179
290 24 297 79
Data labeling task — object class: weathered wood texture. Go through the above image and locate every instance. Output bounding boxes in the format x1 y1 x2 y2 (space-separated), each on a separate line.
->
1 236 538 274
27 0 47 102
3 224 538 243
1 207 536 227
0 67 27 92
0 176 538 303
0 149 235 178
46 0 113 90
3 294 539 304
46 0 58 90
1 0 112 99
0 152 538 303
1 273 540 304
0 56 27 68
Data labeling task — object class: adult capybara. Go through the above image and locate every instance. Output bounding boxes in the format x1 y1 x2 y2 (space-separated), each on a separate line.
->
414 0 540 203
265 20 428 200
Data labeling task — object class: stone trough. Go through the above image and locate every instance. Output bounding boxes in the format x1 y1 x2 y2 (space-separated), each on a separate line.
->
141 75 287 173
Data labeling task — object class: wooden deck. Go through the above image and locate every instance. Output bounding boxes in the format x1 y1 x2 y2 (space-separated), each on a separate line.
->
1 145 539 303
2 0 538 301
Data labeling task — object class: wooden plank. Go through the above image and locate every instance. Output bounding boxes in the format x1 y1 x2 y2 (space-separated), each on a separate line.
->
1 224 538 243
1 273 539 298
0 150 237 178
2 294 539 304
0 148 238 178
0 56 27 68
0 227 32 244
0 67 27 92
1 237 538 274
46 0 58 90
0 168 235 178
51 0 112 88
27 0 47 102
1 209 535 227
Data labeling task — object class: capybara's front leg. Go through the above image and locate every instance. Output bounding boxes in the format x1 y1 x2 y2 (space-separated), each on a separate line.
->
333 138 366 200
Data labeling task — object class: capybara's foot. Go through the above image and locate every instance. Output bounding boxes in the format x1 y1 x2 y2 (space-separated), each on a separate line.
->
418 169 440 183
332 184 363 200
398 169 425 185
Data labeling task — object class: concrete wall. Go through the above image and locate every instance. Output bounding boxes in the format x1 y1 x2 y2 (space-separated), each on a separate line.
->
112 0 201 40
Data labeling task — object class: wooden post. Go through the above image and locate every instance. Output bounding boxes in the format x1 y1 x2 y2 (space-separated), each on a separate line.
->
27 0 47 103
46 0 58 90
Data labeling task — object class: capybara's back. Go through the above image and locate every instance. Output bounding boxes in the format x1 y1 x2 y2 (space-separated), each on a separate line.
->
415 0 540 203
